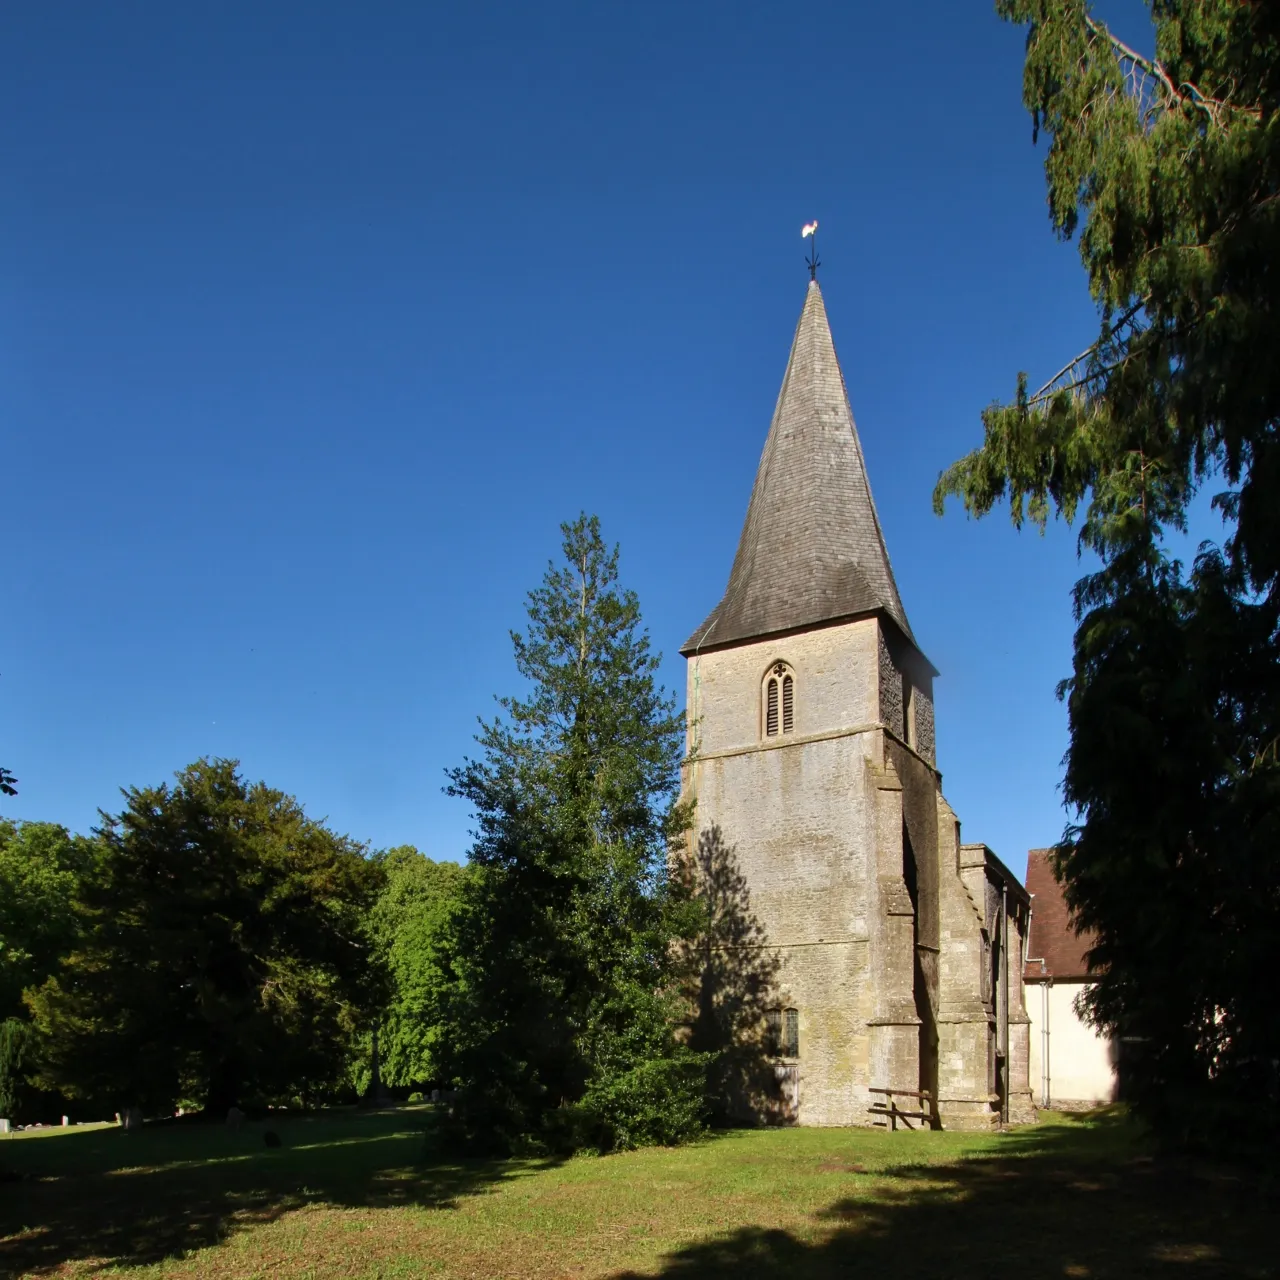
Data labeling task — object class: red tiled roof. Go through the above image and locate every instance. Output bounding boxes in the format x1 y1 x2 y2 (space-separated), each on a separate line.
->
1023 848 1096 981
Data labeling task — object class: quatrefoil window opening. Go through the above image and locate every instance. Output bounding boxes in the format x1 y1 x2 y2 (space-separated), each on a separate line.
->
763 662 795 738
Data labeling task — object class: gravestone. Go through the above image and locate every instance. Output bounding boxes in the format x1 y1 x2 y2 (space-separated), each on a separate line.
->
225 1106 245 1131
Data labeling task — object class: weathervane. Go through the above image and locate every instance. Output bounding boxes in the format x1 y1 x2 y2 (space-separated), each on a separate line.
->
802 220 820 280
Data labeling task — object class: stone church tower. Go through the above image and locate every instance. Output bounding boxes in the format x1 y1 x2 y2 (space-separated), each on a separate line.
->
681 279 1034 1130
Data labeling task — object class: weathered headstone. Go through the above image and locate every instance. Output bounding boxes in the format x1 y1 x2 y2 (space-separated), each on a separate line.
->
121 1107 143 1132
0 1118 11 1134
225 1106 246 1131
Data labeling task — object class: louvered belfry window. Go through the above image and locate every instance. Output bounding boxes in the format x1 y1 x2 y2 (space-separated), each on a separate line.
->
763 662 796 739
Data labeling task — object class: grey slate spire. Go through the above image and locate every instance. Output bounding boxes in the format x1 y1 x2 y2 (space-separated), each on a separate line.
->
682 279 915 655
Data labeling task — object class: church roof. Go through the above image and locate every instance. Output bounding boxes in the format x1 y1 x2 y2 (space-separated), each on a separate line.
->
1024 848 1097 982
681 280 915 656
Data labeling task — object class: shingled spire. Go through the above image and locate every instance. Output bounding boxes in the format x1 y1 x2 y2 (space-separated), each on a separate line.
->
682 280 916 655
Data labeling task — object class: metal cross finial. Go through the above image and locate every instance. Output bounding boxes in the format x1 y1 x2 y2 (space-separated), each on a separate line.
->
802 220 820 280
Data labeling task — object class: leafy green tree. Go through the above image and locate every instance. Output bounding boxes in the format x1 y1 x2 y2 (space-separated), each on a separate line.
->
365 845 465 1089
0 767 16 798
436 514 706 1153
0 821 94 1022
27 759 382 1115
935 1 1280 1145
0 821 94 1118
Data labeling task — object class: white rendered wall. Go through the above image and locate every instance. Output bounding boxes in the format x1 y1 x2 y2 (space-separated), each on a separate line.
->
1027 980 1118 1106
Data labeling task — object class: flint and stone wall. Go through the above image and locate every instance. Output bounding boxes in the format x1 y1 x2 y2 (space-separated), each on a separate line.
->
684 615 1033 1128
686 619 879 1125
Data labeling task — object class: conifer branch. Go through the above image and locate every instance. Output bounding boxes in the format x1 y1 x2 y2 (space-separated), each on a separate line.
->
1085 17 1260 128
1028 300 1147 406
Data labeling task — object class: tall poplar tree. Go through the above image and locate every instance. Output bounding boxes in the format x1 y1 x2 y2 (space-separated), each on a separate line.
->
936 2 1279 1145
436 515 706 1153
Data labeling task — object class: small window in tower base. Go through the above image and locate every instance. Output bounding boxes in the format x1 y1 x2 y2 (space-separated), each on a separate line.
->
782 1007 800 1058
765 1008 781 1052
765 1007 800 1058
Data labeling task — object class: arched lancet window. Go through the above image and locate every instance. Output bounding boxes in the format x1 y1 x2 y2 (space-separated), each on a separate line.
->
762 662 796 739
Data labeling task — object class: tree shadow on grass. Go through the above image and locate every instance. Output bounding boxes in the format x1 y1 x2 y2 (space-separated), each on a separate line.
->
613 1112 1278 1280
0 1107 561 1278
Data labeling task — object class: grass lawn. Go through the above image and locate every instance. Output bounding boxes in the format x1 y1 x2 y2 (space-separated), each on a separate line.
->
0 1107 1274 1279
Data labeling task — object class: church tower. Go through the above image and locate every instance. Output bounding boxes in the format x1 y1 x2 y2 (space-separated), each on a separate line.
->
681 278 1034 1129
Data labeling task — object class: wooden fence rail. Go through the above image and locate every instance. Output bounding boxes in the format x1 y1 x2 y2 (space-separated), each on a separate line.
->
867 1086 936 1132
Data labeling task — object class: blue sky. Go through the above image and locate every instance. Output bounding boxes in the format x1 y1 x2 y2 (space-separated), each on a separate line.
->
3 1 1185 876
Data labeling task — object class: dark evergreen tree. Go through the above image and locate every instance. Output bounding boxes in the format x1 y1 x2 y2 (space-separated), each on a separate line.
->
936 1 1280 1146
27 759 382 1115
436 515 707 1153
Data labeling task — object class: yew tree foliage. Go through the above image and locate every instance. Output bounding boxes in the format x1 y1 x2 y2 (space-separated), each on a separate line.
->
27 759 381 1114
936 1 1279 1145
437 515 706 1153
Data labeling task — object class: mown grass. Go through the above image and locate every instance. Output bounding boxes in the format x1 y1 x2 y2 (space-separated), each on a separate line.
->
0 1106 1274 1278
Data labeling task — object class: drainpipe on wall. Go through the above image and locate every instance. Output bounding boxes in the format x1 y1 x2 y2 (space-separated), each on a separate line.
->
1042 971 1052 1108
1025 894 1051 1109
1000 883 1010 1126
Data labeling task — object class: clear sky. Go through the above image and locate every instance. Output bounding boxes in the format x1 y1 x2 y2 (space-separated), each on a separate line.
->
4 1 1184 877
